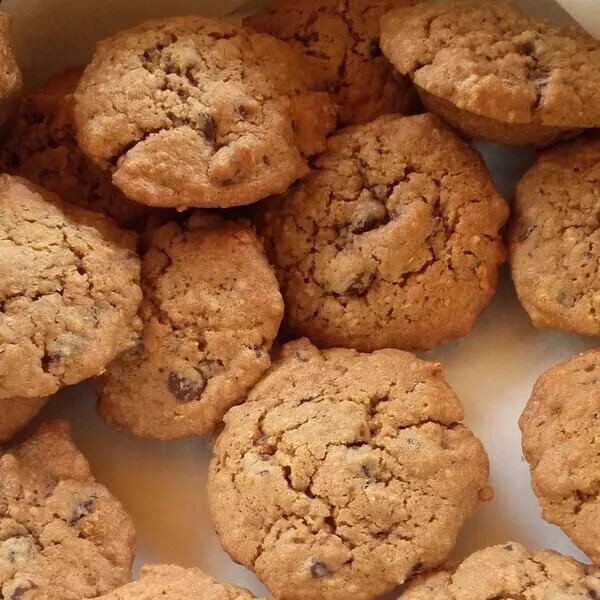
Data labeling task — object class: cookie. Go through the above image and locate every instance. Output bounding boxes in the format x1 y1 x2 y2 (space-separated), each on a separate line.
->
0 397 47 443
402 542 600 599
0 14 22 127
244 0 414 126
0 68 150 230
97 213 283 440
0 421 135 599
520 350 600 565
380 0 600 146
73 16 337 210
208 338 490 600
97 564 266 599
508 134 600 335
255 114 507 352
0 175 142 400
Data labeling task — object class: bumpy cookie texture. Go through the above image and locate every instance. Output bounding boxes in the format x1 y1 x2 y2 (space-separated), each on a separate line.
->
97 213 283 440
0 421 136 599
0 175 142 400
403 542 600 599
520 350 600 566
380 0 600 145
0 397 48 443
208 339 490 600
73 17 337 209
0 14 22 127
256 114 507 352
244 0 413 126
508 134 600 335
97 564 266 600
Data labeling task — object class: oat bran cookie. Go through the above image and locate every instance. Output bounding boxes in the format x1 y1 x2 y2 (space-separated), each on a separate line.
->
380 0 600 145
97 213 283 440
508 134 600 335
73 17 337 210
0 397 48 443
520 350 600 566
97 564 266 600
0 175 142 400
0 14 22 127
256 114 507 352
208 338 490 600
403 542 600 599
0 421 135 599
244 0 414 126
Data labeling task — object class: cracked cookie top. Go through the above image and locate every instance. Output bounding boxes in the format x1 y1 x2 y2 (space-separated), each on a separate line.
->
402 542 600 599
0 14 22 127
73 16 337 210
508 134 600 336
520 350 600 566
255 114 507 352
0 397 48 443
380 0 600 128
97 212 284 440
0 421 135 599
208 338 490 600
244 0 413 126
97 564 266 600
0 175 142 400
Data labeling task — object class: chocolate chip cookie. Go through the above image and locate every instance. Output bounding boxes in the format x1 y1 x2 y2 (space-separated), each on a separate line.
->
97 213 283 440
255 114 507 352
0 421 136 599
380 0 600 145
403 542 600 599
508 134 600 335
0 397 47 443
208 338 490 600
73 16 337 210
244 0 414 126
0 175 142 400
520 350 600 566
97 564 266 599
0 14 22 127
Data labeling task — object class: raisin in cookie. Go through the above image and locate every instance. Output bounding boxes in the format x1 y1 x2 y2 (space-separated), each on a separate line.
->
0 175 142 400
403 542 600 599
0 14 22 127
97 213 283 440
97 564 266 600
0 397 47 443
244 0 413 126
508 134 600 335
380 0 600 146
73 16 337 210
255 114 507 352
0 421 135 599
520 350 600 566
208 338 490 600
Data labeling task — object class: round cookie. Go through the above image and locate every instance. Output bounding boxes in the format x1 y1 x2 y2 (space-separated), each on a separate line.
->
73 16 337 210
0 175 142 400
508 134 600 335
244 0 414 126
0 14 22 127
255 114 507 352
380 0 600 146
520 350 600 566
0 421 136 599
0 68 149 230
97 213 284 440
208 338 490 600
402 542 600 599
97 564 266 599
0 396 47 443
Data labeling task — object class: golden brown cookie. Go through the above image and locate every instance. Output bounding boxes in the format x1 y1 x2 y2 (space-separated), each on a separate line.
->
508 134 600 335
255 114 507 352
403 542 600 599
208 339 490 600
0 14 22 127
97 213 283 440
0 421 136 599
244 0 414 126
520 350 600 566
0 175 142 400
0 396 47 443
73 17 337 210
380 0 600 145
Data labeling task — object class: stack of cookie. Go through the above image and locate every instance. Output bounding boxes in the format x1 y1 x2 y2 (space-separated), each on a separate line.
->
1 0 600 598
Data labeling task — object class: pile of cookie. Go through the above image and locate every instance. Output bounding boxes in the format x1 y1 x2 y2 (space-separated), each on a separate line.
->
1 0 600 598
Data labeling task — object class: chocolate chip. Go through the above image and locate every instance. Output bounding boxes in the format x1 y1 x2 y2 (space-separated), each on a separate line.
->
408 562 423 578
585 364 595 373
350 200 388 235
167 372 206 403
251 347 262 359
10 582 38 600
503 543 514 551
519 224 536 242
588 590 599 599
238 105 248 119
203 116 216 142
369 39 382 58
309 560 332 579
518 39 536 57
344 272 375 296
41 351 61 373
557 291 575 308
295 352 309 363
68 497 95 525
361 464 372 478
